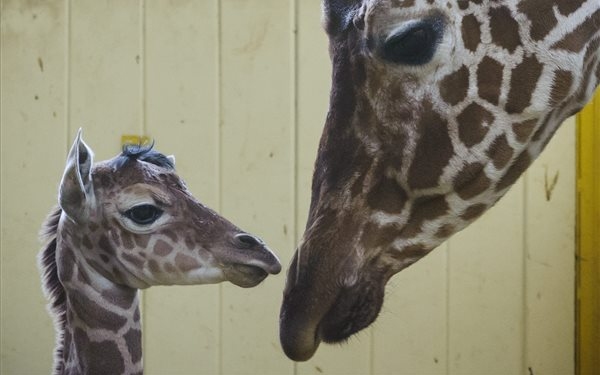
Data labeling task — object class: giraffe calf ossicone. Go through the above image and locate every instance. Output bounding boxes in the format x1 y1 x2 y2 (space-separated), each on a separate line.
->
39 130 281 375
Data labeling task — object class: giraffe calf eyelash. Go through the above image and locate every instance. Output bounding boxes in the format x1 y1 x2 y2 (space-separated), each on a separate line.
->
122 204 164 226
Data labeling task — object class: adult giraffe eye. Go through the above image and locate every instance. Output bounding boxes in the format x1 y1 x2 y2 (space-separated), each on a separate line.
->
381 16 445 66
124 204 163 225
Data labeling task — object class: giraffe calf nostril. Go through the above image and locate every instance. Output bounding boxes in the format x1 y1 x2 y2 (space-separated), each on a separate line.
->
234 233 262 248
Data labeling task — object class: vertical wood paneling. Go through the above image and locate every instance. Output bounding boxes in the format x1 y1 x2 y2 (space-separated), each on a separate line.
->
219 1 294 373
143 1 220 373
0 1 67 372
373 250 448 375
0 2 579 374
69 0 141 153
447 184 525 374
525 121 576 374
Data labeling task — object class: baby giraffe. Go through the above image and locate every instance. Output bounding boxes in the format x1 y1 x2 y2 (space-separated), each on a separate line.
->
39 130 281 375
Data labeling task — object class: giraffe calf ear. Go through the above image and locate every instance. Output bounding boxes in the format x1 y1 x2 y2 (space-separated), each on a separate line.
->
59 129 95 222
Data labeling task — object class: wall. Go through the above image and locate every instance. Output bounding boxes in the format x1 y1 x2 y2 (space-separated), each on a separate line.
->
0 1 575 374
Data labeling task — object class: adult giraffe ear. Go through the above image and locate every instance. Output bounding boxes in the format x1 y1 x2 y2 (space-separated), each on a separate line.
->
59 129 95 222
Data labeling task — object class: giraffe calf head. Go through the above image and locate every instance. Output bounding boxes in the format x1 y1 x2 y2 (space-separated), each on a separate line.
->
56 130 281 290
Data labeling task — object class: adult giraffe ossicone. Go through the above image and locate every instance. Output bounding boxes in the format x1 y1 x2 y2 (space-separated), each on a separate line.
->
39 130 281 374
280 0 600 361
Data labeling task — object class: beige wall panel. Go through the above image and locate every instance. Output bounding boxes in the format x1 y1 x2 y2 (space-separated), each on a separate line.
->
1 1 67 372
524 121 575 374
69 0 141 153
143 1 220 373
0 1 579 374
295 0 331 237
372 248 448 375
447 182 525 374
219 1 294 373
296 1 373 374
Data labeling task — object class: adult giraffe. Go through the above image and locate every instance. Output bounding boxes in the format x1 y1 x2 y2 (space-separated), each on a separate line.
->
280 0 600 361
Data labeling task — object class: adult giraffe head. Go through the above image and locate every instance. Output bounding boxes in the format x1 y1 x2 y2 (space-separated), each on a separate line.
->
280 0 599 361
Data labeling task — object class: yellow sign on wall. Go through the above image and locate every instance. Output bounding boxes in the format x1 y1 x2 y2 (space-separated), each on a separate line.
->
121 134 152 147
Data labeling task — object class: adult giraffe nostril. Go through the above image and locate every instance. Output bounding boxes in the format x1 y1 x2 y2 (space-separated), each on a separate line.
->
234 233 262 248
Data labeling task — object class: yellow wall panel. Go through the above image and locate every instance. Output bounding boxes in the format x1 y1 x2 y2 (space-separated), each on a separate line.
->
525 121 576 374
219 1 294 374
447 181 526 374
1 1 67 372
69 0 142 153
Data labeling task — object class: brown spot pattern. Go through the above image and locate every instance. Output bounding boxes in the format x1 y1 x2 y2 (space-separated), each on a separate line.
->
400 244 428 259
121 232 135 250
518 0 557 41
164 262 177 273
461 203 487 220
121 252 145 269
549 70 573 105
489 6 521 53
400 196 449 238
435 224 455 238
361 222 400 249
552 10 600 52
184 235 196 250
133 306 141 322
134 234 150 249
175 253 199 273
69 289 128 331
477 56 503 105
148 259 161 273
100 288 135 309
367 175 408 213
461 14 481 52
512 119 538 143
487 134 514 169
74 328 125 375
408 102 453 189
439 65 470 105
496 152 532 191
556 0 586 15
124 328 142 364
505 55 543 114
153 239 173 256
162 229 178 243
454 162 491 200
457 103 494 147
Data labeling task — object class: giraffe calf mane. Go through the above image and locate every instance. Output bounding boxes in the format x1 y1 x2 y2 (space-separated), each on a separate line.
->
114 142 175 171
38 206 66 375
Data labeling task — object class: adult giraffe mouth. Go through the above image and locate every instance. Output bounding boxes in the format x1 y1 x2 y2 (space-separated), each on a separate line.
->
279 251 386 361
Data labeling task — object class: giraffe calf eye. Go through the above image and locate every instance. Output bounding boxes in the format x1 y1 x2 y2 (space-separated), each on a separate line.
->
124 204 163 225
381 16 445 66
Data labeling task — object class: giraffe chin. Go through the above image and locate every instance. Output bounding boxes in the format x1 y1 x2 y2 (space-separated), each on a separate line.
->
319 283 384 344
225 264 270 288
280 278 385 361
